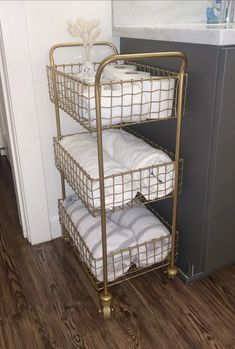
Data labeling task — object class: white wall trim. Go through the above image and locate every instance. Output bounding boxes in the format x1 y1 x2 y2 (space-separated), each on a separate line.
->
0 2 52 245
0 21 30 241
50 215 61 240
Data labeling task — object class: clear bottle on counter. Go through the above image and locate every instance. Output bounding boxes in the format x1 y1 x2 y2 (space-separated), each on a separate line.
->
220 0 235 24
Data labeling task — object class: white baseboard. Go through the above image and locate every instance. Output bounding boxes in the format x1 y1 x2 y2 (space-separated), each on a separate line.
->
49 215 62 240
0 150 7 156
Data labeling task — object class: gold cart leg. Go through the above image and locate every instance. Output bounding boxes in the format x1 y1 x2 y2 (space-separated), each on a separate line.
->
166 221 178 279
95 73 114 319
61 226 70 242
100 291 113 319
166 265 178 278
166 205 178 279
60 173 66 199
60 173 68 242
167 72 185 280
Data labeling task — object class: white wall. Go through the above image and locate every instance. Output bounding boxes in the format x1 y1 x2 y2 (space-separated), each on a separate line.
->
25 1 118 240
0 75 11 158
0 1 51 244
113 0 207 26
0 1 118 244
0 1 117 244
0 79 6 150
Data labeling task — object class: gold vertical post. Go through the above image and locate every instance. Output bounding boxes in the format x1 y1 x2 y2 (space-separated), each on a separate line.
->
94 65 111 307
50 66 65 198
50 62 65 199
94 60 114 319
167 71 186 278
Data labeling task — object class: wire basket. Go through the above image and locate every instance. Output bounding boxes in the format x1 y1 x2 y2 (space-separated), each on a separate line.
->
47 62 187 131
58 197 178 291
54 129 183 216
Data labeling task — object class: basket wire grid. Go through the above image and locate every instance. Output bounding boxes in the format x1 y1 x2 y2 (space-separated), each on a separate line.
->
58 197 178 291
47 61 187 132
53 128 183 216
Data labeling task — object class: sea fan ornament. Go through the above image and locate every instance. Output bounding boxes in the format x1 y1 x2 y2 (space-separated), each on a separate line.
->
67 18 101 79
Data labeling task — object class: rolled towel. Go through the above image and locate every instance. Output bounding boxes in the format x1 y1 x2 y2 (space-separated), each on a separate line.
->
140 77 176 119
102 63 137 81
102 129 175 200
112 70 150 81
62 195 137 281
78 84 150 128
110 204 171 267
59 133 137 210
108 71 175 120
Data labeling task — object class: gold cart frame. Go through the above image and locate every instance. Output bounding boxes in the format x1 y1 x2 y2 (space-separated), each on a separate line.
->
48 41 187 319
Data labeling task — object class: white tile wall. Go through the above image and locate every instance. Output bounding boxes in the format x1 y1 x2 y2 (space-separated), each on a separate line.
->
113 1 207 26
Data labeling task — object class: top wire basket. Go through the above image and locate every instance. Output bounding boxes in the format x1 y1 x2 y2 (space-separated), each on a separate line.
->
47 61 187 132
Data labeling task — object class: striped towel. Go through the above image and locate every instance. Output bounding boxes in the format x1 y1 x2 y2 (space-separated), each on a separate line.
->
62 195 171 280
110 205 171 267
62 195 137 282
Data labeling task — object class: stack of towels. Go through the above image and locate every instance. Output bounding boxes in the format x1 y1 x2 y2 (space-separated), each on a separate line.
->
62 194 171 282
58 129 174 210
101 129 175 201
78 63 176 127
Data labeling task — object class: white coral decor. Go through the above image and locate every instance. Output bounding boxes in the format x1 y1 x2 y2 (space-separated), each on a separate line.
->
67 18 101 79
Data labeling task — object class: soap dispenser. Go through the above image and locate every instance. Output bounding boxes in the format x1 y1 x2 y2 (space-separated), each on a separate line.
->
206 0 222 23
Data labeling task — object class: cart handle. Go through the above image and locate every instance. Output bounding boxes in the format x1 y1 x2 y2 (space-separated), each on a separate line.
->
49 41 118 66
95 51 187 84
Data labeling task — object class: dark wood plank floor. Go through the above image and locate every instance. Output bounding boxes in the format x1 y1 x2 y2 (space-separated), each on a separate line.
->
0 156 235 349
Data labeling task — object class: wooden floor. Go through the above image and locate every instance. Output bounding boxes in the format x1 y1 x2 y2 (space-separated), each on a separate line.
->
0 156 235 349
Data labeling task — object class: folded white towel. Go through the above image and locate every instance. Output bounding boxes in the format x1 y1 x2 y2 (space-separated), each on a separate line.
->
79 84 150 128
62 195 137 281
110 204 171 267
102 129 175 200
59 133 137 210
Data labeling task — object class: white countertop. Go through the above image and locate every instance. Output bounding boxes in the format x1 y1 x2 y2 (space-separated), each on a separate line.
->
113 23 235 46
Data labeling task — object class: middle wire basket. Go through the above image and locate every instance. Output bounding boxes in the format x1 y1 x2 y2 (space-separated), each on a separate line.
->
54 128 183 216
47 62 187 131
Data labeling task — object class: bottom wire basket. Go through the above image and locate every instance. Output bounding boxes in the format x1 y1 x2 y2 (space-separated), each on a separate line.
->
58 196 178 291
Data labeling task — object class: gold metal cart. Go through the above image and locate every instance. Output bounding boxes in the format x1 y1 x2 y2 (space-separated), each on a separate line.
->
47 42 187 319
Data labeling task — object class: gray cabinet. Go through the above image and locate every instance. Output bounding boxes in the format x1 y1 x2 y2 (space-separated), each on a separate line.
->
120 38 235 282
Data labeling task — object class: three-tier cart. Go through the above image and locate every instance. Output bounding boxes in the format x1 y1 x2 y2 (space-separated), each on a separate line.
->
47 42 187 318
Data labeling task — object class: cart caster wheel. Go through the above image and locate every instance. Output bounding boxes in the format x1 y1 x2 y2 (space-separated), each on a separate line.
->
100 291 113 319
166 266 178 279
102 305 112 319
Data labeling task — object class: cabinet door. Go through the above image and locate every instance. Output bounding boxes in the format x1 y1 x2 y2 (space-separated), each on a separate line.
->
121 38 219 280
205 47 235 272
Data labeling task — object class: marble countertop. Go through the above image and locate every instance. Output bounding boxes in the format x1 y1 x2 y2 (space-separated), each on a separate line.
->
113 23 235 46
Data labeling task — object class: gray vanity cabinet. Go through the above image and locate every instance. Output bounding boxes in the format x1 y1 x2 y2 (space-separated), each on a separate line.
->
120 38 235 282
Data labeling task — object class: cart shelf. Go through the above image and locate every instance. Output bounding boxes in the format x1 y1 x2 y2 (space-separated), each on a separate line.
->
54 129 183 216
47 62 187 131
59 197 178 291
